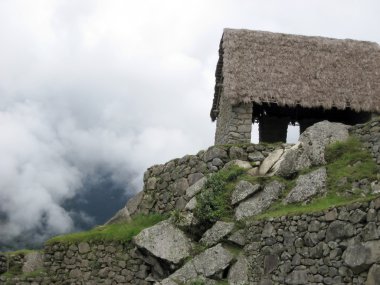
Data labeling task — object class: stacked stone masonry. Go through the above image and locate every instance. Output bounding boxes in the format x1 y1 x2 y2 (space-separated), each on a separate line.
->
351 117 380 165
244 199 380 285
1 242 153 285
3 199 380 284
137 143 283 216
136 117 380 218
214 95 253 145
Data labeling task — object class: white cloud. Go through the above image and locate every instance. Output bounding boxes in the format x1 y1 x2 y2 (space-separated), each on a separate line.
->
0 0 379 244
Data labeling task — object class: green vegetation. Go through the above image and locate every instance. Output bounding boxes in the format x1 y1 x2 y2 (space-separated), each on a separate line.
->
194 166 245 223
1 249 39 256
189 279 205 285
325 137 378 193
253 136 379 219
254 194 379 220
2 268 46 280
196 136 379 224
46 214 165 245
1 264 22 279
224 243 243 256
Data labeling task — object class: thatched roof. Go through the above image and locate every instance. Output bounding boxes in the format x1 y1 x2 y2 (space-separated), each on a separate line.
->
211 29 380 121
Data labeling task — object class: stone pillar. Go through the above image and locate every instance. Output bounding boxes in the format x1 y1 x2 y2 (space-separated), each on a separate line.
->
259 116 289 143
215 94 253 145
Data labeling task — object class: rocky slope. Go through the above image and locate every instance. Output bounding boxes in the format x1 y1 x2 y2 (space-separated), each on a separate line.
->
1 118 380 285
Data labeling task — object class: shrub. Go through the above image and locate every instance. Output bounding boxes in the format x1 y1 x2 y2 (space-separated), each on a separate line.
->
194 166 245 223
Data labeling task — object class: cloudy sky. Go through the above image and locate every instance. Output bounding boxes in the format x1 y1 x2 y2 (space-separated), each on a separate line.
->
0 0 379 246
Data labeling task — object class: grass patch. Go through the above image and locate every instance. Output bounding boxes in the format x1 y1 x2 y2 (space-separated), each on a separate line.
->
224 243 243 257
247 137 379 220
2 268 46 280
21 269 46 278
325 137 378 193
1 249 39 256
1 265 22 279
254 193 379 220
46 214 165 245
194 166 246 223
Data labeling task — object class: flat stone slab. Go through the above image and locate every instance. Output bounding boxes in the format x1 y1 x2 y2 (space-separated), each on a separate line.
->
185 197 197 211
105 207 131 225
284 167 327 204
193 243 234 277
235 181 285 220
231 180 260 205
186 177 207 199
133 220 194 265
162 244 234 283
259 149 284 175
228 229 246 246
228 254 249 285
366 264 380 285
200 221 235 246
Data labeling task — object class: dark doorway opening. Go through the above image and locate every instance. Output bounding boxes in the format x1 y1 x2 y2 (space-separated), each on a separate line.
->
252 103 371 143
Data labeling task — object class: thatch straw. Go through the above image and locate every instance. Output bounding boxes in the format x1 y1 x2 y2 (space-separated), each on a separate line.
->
211 29 380 121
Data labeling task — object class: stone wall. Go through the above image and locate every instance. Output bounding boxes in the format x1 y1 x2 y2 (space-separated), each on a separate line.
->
214 93 253 145
1 118 380 284
44 241 151 285
135 143 285 216
243 199 380 285
132 116 380 218
1 241 152 285
350 116 380 165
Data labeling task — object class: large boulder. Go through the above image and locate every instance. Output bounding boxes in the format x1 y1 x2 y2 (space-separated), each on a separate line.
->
366 264 380 285
274 121 349 177
106 191 144 224
284 168 327 204
228 229 246 246
192 243 234 277
343 240 380 273
235 181 285 220
231 180 260 205
259 149 284 175
104 207 131 225
126 191 144 215
228 254 249 285
299 120 349 165
22 252 44 273
186 177 207 199
133 220 194 265
200 221 235 246
162 244 234 283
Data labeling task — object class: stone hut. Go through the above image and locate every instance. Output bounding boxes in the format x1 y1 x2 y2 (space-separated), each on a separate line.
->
211 29 380 144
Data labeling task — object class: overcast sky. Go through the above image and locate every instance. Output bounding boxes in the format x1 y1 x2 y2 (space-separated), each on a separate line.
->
0 0 379 244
